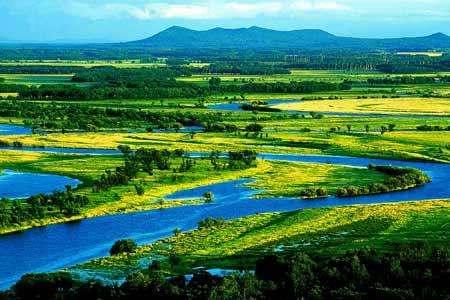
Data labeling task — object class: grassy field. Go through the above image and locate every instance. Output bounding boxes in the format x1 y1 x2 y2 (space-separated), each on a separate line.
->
0 92 18 97
73 199 450 280
274 97 450 115
2 129 449 163
0 65 449 287
178 69 450 85
0 74 74 85
0 148 393 234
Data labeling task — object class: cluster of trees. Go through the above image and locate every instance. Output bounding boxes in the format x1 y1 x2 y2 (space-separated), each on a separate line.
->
284 52 450 74
3 243 448 300
337 165 430 197
203 123 238 133
417 124 450 131
17 81 210 100
10 78 352 102
228 150 258 169
284 53 384 71
198 62 290 75
299 187 328 199
367 75 450 85
110 239 138 256
93 147 257 193
376 58 450 73
197 217 226 229
71 66 193 82
0 101 224 131
0 140 23 148
0 84 28 94
209 150 258 170
92 147 177 192
240 103 281 112
216 80 352 94
0 186 89 229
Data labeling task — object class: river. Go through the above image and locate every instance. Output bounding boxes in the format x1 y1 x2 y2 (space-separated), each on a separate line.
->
0 149 448 289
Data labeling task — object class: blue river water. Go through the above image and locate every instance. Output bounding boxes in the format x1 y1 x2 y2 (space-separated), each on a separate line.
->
0 148 449 289
208 99 450 118
0 121 449 288
0 124 32 136
0 170 80 199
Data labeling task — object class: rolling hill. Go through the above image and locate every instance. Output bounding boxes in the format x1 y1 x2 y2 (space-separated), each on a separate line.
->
127 26 450 50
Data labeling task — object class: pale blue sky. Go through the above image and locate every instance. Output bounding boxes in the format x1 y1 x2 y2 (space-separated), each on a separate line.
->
1 0 449 42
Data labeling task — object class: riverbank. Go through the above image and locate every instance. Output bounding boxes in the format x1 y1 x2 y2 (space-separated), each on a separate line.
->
0 148 436 235
71 198 450 283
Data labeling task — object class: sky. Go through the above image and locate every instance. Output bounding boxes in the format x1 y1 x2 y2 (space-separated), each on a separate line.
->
1 0 450 42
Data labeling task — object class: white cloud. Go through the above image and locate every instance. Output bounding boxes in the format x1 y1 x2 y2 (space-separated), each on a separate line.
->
63 2 153 20
63 1 352 20
225 2 283 17
159 4 214 19
291 1 351 12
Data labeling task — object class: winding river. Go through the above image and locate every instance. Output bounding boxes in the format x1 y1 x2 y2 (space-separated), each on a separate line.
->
0 124 32 136
0 170 80 199
0 147 449 289
0 119 449 289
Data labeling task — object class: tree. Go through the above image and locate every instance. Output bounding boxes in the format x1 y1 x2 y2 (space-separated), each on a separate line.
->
134 184 145 196
388 124 396 132
209 77 221 89
110 239 137 255
245 123 263 133
173 228 182 237
203 192 214 202
118 145 132 157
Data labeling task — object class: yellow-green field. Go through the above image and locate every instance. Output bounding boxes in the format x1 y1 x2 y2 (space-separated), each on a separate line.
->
274 97 450 115
0 148 394 234
0 74 73 85
74 199 450 279
2 129 449 163
397 52 444 57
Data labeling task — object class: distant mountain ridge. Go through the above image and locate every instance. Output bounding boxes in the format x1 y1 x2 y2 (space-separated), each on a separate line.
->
127 26 450 50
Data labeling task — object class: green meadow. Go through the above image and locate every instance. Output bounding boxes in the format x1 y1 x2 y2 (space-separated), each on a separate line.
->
0 60 449 292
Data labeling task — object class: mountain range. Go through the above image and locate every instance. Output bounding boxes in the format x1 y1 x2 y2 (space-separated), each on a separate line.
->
127 26 450 51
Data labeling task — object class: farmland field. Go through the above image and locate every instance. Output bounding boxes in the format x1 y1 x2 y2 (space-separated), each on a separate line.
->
0 33 449 298
274 97 450 115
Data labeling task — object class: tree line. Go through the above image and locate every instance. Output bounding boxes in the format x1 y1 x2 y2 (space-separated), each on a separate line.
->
213 80 352 94
367 75 450 85
336 165 430 197
417 124 450 131
197 62 290 75
0 186 89 230
209 150 258 170
0 101 225 131
13 79 352 101
2 242 448 299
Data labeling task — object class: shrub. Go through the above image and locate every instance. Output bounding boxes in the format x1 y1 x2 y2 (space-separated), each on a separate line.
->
134 184 145 196
110 239 137 255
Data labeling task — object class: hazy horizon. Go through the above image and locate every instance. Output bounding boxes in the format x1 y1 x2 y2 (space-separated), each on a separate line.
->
2 0 450 43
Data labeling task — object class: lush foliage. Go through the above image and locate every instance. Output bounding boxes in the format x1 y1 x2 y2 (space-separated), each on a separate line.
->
337 165 430 197
4 243 449 300
0 187 89 229
110 239 138 256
